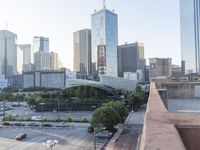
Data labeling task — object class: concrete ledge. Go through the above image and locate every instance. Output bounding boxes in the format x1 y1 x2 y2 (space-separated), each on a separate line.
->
140 82 200 150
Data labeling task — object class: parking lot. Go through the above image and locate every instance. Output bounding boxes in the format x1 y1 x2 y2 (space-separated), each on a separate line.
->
0 102 92 121
0 126 108 150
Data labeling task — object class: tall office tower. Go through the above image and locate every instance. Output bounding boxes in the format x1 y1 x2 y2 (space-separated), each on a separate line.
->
17 44 31 73
180 0 200 74
34 51 51 71
91 4 118 77
117 42 146 80
73 29 91 76
32 36 49 62
0 30 17 79
50 52 59 70
149 58 172 79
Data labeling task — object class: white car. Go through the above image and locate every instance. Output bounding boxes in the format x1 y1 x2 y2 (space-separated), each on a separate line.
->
31 116 42 121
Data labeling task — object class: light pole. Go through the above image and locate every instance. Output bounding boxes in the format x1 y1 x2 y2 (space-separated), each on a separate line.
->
43 140 59 150
93 128 97 150
3 99 5 123
39 102 45 127
57 90 61 120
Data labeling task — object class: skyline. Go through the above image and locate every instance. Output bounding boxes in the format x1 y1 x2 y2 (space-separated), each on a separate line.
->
0 0 180 70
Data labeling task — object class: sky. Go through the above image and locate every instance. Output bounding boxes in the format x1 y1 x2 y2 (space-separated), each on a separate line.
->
0 0 181 70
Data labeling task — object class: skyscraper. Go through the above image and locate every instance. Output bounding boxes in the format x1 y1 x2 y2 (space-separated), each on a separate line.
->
17 44 31 73
50 52 59 70
34 51 51 71
0 30 17 79
117 42 145 80
73 29 91 76
180 0 200 73
149 58 172 79
33 36 49 62
91 4 118 77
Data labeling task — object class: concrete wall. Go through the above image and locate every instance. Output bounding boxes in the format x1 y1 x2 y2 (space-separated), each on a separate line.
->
161 82 200 99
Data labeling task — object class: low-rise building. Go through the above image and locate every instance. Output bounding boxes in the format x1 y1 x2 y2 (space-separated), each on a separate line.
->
23 69 66 89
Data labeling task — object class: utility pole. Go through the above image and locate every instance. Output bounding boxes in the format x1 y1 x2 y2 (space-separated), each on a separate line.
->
39 102 45 127
93 128 96 150
3 99 5 123
57 90 61 120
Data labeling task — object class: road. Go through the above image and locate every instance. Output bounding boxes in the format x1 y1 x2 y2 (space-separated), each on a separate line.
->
0 126 107 150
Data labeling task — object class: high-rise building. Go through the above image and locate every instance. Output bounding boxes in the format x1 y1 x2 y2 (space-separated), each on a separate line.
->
33 36 49 62
149 58 172 79
17 44 31 73
50 52 59 70
180 0 200 73
91 5 118 77
34 51 51 71
73 29 91 76
117 42 145 80
0 30 17 79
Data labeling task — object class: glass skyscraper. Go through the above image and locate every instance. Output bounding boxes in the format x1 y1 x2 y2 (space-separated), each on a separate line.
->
91 7 118 77
180 0 200 73
0 30 17 79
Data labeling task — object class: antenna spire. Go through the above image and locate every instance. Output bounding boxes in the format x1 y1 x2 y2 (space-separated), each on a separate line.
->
103 0 106 9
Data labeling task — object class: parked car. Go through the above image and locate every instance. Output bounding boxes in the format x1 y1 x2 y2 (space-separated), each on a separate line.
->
31 116 42 121
15 133 27 141
95 130 112 139
13 123 25 126
42 123 53 127
28 123 39 127
2 122 10 126
88 126 94 132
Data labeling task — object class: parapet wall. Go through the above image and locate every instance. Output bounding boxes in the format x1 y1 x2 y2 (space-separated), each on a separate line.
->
140 82 200 150
161 82 200 99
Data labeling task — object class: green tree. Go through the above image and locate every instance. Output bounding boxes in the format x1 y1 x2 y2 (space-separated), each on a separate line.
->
91 107 120 130
102 101 128 123
35 96 44 105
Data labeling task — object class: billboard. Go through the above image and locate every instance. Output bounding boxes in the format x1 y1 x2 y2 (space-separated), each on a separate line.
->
97 45 106 75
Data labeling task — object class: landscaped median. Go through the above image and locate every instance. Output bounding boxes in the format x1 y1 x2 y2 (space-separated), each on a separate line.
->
1 120 90 128
2 114 90 128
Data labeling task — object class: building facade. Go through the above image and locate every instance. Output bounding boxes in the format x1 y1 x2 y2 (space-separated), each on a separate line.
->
17 44 31 73
50 52 59 70
23 69 66 89
73 29 91 76
117 42 145 80
34 51 51 71
149 58 172 79
91 8 118 77
0 30 17 79
33 36 49 63
180 0 200 73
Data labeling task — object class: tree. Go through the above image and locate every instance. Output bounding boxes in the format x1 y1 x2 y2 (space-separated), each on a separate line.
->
102 101 128 123
92 107 120 130
127 94 142 110
35 96 44 105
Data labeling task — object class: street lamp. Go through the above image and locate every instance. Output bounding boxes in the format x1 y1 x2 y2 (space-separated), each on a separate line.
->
39 102 45 127
93 128 97 150
57 90 61 120
43 140 59 150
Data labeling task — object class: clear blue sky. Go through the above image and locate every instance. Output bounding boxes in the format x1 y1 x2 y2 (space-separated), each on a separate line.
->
0 0 180 70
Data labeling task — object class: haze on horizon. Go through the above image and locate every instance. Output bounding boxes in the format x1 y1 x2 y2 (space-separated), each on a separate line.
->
0 0 180 70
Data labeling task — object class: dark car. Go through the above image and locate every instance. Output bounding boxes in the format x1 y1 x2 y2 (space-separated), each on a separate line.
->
2 122 10 126
14 123 25 126
88 126 94 132
42 123 53 127
15 133 27 141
